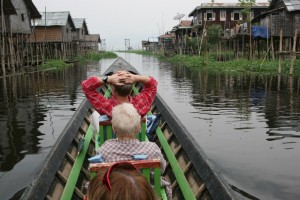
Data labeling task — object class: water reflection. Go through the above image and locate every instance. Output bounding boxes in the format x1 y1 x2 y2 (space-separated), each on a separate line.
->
0 65 88 199
166 64 300 200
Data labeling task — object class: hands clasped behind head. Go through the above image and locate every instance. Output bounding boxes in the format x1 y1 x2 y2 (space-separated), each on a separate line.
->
111 71 134 86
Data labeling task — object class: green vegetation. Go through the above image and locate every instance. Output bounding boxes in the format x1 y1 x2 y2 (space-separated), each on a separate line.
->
118 50 158 56
39 59 71 69
86 49 299 76
37 51 118 70
76 51 117 63
163 54 300 76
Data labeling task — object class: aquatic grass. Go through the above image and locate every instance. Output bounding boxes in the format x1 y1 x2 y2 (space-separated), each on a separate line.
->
38 59 71 69
119 50 157 56
76 51 117 63
164 55 300 76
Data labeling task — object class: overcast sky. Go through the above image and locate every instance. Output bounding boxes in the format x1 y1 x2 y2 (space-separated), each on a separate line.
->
32 0 266 51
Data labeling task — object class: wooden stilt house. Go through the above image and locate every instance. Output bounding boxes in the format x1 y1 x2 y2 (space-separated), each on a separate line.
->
72 18 89 55
82 34 101 53
171 20 193 54
158 33 175 55
252 0 300 74
188 2 269 58
252 0 300 53
30 11 76 61
0 0 41 76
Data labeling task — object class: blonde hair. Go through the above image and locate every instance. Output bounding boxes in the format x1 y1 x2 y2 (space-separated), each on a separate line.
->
111 103 141 137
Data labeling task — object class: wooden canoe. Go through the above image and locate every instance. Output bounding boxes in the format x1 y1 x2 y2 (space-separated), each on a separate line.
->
21 57 237 200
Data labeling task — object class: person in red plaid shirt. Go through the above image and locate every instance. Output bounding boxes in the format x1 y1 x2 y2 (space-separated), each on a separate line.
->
81 70 157 118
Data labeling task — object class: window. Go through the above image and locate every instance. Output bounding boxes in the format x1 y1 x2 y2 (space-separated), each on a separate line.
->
231 11 242 21
220 10 226 21
66 28 68 33
204 10 215 21
21 13 25 21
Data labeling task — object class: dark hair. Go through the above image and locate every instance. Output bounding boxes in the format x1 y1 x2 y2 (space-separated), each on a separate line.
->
114 83 132 96
87 164 157 200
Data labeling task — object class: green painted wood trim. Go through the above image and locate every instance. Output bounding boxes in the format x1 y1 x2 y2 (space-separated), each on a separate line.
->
141 121 146 141
154 167 162 197
100 125 104 145
131 85 139 95
107 125 113 139
104 86 112 98
156 128 196 200
160 188 168 200
95 130 100 150
61 125 94 200
142 168 150 182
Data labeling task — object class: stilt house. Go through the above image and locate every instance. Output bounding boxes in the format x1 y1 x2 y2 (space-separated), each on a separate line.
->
30 11 76 60
0 0 41 75
189 3 269 38
72 18 89 54
82 34 101 52
171 20 193 54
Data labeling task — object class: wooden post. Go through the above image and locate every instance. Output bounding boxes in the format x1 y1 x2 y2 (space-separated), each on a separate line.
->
249 14 252 60
8 32 15 73
290 29 297 75
271 37 275 60
277 74 281 91
1 0 6 76
199 20 206 57
278 30 283 74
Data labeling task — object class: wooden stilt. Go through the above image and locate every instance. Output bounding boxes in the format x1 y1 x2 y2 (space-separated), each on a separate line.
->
290 29 297 75
278 30 283 74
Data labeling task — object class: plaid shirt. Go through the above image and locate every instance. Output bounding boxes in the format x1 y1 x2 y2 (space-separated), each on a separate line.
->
81 76 157 117
97 139 172 199
97 139 166 171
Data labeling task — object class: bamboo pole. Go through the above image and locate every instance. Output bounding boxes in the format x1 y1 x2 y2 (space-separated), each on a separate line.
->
278 30 283 74
1 0 5 76
249 13 252 60
199 20 206 57
290 29 297 75
8 32 15 73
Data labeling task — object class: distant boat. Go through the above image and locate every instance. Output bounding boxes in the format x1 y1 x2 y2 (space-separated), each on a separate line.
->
21 57 237 200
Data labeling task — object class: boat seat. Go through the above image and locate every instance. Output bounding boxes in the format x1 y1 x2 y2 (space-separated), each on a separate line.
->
95 117 147 150
89 159 167 199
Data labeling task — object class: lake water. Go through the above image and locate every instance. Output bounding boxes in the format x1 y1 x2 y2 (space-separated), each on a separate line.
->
0 52 300 200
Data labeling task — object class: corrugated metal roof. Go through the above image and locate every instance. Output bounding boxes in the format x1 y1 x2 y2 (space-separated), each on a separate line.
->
73 18 85 29
189 2 269 17
283 0 300 11
35 11 71 26
200 2 269 8
159 34 175 39
179 20 192 27
85 34 100 42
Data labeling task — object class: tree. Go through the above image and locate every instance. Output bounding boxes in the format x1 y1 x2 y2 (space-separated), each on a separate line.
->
239 0 256 59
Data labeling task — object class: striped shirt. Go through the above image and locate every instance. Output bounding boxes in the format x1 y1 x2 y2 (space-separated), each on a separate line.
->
81 76 157 117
